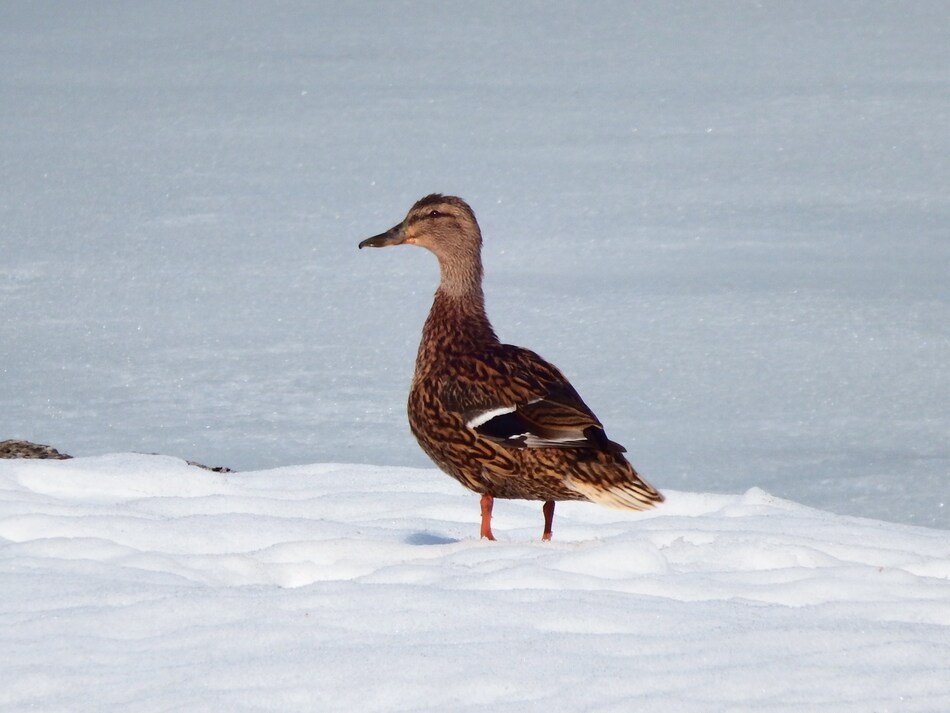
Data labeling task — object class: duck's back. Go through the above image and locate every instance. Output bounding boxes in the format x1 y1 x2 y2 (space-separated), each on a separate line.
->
407 297 656 506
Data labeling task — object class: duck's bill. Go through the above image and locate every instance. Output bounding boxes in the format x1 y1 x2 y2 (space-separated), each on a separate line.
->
358 223 406 249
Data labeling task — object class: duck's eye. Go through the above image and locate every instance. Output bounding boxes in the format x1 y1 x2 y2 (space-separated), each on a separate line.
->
428 209 442 218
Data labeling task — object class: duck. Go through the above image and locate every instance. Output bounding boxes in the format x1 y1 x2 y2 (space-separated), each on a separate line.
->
359 194 663 540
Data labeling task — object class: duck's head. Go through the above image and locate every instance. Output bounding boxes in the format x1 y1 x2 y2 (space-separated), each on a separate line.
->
360 194 486 295
359 194 482 258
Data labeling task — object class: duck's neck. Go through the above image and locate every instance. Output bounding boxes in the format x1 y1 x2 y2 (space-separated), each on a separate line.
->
436 242 484 298
418 284 498 361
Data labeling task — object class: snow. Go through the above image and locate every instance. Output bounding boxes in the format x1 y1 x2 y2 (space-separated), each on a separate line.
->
1 2 949 709
2 454 950 712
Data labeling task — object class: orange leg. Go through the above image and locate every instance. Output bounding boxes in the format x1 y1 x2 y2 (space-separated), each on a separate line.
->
479 493 496 540
541 500 555 541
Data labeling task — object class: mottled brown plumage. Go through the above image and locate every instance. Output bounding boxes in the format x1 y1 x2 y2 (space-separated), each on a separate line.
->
359 194 663 540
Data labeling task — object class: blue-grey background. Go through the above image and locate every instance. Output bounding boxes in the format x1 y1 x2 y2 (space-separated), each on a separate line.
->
2 1 947 527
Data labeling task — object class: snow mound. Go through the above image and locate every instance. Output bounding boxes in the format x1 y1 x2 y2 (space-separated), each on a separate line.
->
2 454 949 711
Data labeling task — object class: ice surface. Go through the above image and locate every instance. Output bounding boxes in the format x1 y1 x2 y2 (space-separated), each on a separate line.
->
0 4 947 533
2 454 949 712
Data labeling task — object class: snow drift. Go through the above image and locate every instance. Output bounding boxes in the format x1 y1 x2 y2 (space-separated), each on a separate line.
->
2 455 948 712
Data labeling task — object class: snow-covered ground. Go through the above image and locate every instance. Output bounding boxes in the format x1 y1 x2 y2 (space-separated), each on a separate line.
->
1 3 949 709
2 454 949 712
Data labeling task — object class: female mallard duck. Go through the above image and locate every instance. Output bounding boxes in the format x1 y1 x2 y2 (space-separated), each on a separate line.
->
359 194 663 540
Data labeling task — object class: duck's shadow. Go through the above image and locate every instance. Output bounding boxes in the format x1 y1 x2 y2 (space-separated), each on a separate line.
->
404 532 459 546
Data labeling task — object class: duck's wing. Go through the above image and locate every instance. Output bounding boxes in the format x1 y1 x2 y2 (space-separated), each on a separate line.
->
440 345 626 453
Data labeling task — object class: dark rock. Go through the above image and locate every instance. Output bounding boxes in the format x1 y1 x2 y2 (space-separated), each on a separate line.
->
0 440 72 460
0 439 233 472
185 460 233 473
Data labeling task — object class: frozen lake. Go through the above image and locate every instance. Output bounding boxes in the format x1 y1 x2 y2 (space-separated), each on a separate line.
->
1 2 948 529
